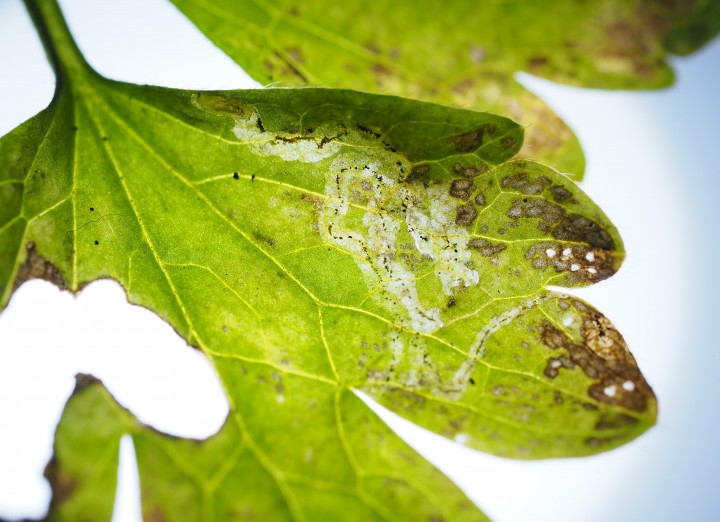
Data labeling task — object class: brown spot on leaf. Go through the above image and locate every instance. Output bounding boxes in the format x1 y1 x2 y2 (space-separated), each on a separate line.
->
44 457 77 508
286 47 305 64
73 373 102 393
552 213 615 249
456 205 478 225
405 164 431 184
145 507 167 522
528 55 549 70
455 163 484 178
253 231 276 247
467 238 507 257
595 413 638 431
449 128 485 152
549 185 573 202
585 435 625 448
501 137 516 149
501 172 548 195
192 93 248 116
13 242 67 292
532 257 548 269
450 179 473 200
370 63 393 86
508 198 565 226
585 437 602 448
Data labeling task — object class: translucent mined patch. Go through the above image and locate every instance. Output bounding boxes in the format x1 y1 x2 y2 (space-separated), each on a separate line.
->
232 113 341 163
405 185 480 295
191 94 342 163
451 296 547 391
316 131 490 337
321 156 443 334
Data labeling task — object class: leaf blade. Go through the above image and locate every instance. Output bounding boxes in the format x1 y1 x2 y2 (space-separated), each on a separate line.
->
1 17 655 515
47 376 488 521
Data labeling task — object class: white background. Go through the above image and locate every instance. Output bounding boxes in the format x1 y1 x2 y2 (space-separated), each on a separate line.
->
0 0 719 520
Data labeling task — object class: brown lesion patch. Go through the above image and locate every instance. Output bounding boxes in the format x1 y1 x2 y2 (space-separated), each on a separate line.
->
594 412 638 431
300 193 323 232
191 92 250 117
452 162 487 178
253 231 276 248
145 507 168 522
543 354 574 378
595 9 667 81
13 242 67 292
450 178 473 200
369 63 395 87
455 204 477 225
449 124 496 153
585 435 626 448
504 193 619 281
538 302 654 413
549 184 573 203
44 457 77 508
404 164 431 184
524 242 619 283
527 55 549 71
552 213 615 250
286 47 305 65
467 238 506 257
506 198 565 232
501 171 551 196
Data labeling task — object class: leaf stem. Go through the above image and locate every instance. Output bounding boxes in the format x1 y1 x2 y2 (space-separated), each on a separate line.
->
22 0 98 88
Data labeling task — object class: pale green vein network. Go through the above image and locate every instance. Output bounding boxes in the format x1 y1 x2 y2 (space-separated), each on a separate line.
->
0 1 665 518
70 83 468 521
82 93 331 522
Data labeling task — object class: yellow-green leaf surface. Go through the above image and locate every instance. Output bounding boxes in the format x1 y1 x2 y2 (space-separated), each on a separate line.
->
47 375 480 522
2 0 656 519
169 0 720 179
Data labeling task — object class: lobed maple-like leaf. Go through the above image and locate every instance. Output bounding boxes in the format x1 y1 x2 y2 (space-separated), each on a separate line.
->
0 0 656 519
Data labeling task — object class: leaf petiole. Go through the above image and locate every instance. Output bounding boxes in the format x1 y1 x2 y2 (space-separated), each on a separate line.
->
22 0 98 89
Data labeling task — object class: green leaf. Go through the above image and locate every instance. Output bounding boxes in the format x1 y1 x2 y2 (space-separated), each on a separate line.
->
169 0 720 179
2 0 656 518
47 375 481 521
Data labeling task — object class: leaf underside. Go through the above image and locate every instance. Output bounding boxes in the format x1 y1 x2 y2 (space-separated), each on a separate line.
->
0 0 666 519
170 0 720 179
1 72 655 520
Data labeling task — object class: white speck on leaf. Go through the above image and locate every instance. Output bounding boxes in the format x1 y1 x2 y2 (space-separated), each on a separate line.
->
604 384 617 397
454 433 469 445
